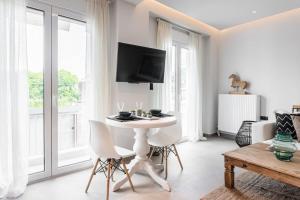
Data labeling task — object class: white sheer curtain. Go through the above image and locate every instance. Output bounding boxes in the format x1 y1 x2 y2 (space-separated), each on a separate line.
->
0 0 29 198
186 32 206 142
86 0 111 121
154 19 173 112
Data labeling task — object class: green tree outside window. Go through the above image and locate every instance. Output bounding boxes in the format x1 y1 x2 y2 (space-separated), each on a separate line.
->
28 69 80 108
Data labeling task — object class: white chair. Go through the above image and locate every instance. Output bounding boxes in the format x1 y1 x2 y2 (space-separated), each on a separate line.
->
85 120 135 200
148 111 183 179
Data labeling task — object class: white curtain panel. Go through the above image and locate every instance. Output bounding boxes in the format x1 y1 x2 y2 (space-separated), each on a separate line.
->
0 0 29 198
186 32 206 142
86 0 111 121
155 19 173 112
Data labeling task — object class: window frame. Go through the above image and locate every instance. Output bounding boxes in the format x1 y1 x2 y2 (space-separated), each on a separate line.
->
172 41 189 112
172 40 190 141
26 0 52 183
51 6 92 177
26 0 92 183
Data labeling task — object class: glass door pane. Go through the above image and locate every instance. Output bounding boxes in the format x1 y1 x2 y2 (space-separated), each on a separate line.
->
180 48 189 138
57 16 90 167
27 9 45 174
170 45 177 111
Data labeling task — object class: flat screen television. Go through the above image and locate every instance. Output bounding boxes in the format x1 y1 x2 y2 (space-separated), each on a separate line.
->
116 42 166 83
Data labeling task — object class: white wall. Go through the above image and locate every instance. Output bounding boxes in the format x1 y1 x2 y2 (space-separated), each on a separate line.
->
219 9 300 120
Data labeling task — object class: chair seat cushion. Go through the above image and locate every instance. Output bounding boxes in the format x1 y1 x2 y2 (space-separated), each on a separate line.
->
148 130 180 147
115 146 135 158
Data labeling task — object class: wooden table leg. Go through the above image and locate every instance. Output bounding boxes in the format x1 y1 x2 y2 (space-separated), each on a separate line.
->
224 158 234 189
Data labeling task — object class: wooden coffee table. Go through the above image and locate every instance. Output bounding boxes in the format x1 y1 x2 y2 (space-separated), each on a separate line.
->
224 143 300 189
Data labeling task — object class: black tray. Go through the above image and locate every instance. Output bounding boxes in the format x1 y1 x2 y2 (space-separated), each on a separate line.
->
107 116 142 122
151 113 173 118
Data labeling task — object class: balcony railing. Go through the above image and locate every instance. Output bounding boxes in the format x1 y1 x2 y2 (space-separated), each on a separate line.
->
28 106 90 174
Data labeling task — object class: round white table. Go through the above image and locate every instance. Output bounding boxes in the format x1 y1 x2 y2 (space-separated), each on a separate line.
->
105 116 176 192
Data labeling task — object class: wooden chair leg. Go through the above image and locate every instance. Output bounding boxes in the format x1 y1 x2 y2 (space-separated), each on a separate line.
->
85 158 100 193
161 147 164 165
164 147 168 179
106 160 112 200
121 158 135 192
148 146 155 159
173 144 183 170
111 159 115 182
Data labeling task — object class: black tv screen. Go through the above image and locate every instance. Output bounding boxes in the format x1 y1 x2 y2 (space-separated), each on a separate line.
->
116 42 166 83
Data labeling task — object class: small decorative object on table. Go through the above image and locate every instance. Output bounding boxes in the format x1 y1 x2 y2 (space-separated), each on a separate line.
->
135 102 143 116
136 109 143 116
119 111 132 118
149 109 163 117
235 121 255 147
228 74 248 94
272 132 297 161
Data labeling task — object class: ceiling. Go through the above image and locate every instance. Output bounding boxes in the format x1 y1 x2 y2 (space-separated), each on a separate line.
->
156 0 300 29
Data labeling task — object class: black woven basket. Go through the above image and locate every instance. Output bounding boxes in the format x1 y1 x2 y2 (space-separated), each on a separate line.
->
235 121 256 147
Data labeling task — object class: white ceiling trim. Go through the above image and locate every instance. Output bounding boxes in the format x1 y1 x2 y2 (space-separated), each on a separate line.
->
156 0 300 29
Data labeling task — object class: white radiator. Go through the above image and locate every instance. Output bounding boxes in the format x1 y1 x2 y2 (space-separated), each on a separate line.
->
218 94 260 135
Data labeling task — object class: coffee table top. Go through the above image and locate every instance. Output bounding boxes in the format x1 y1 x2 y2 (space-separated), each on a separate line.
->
224 143 300 179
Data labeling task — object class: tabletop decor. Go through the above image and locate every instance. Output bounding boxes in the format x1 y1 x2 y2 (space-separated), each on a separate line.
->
118 111 132 118
107 115 142 122
150 109 162 116
228 74 248 94
272 132 297 161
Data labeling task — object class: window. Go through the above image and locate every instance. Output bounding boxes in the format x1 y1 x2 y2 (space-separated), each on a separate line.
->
171 42 190 138
57 16 89 167
26 2 91 182
27 8 45 174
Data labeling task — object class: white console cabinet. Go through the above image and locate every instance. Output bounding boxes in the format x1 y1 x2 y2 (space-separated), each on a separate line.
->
218 94 260 135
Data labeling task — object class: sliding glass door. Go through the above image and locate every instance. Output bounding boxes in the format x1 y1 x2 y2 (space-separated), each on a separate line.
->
52 8 91 174
27 8 45 175
171 42 190 139
26 1 91 182
27 2 52 182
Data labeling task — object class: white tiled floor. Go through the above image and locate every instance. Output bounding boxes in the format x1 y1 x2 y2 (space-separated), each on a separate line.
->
18 136 238 200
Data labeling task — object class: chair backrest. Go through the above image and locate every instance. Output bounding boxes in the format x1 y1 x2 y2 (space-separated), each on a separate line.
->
89 120 120 159
160 111 182 142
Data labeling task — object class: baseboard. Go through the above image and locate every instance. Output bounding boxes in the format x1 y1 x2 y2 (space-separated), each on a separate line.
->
203 133 217 137
219 132 236 140
204 132 236 140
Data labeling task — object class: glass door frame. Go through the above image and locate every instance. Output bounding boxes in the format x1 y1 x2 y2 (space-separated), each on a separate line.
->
27 0 52 183
27 1 92 182
172 40 189 142
172 41 189 112
51 7 92 176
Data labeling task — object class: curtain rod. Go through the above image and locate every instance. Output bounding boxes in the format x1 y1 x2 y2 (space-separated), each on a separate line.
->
156 18 203 36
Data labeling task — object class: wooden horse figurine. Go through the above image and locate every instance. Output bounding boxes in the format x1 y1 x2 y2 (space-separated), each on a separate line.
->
229 74 248 94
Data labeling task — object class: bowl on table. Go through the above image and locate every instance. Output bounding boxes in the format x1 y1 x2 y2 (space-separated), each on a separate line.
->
118 111 132 119
150 109 162 116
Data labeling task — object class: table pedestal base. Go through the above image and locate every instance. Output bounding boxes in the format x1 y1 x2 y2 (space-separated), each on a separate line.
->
112 128 170 192
112 159 170 192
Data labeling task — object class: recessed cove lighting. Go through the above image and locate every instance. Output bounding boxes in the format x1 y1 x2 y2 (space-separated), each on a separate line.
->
252 10 257 14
